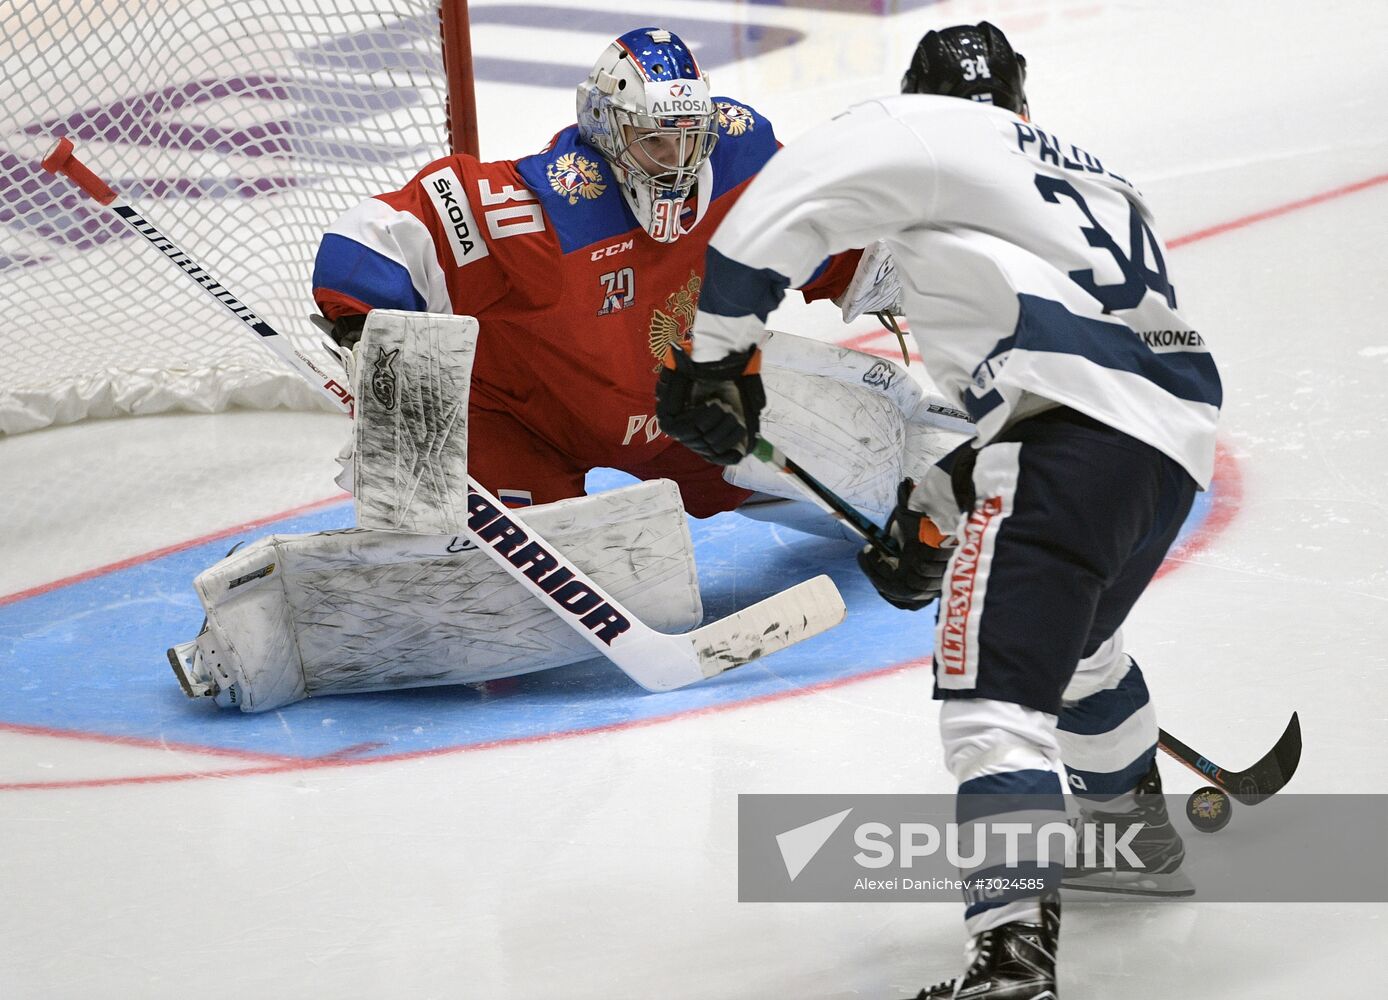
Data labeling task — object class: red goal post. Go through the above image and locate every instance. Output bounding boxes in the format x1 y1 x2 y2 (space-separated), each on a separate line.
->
0 0 476 435
441 0 479 160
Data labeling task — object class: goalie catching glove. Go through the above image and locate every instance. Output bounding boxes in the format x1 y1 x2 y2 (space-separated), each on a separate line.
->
857 478 953 611
656 344 765 465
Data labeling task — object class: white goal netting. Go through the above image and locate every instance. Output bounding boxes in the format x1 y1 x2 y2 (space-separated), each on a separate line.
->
0 0 459 434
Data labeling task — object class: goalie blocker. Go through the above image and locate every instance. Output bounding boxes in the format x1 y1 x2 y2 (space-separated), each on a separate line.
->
351 309 477 534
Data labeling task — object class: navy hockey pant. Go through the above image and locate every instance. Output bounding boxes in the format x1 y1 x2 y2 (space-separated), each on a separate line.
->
932 407 1197 716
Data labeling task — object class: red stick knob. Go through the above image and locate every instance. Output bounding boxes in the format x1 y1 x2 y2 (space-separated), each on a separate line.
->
41 137 118 205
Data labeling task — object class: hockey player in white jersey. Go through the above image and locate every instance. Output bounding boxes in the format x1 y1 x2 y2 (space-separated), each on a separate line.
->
656 21 1220 999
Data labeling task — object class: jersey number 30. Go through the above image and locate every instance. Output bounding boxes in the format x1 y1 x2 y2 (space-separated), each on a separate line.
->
1035 175 1176 313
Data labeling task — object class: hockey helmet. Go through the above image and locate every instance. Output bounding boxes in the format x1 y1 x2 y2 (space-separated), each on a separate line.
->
577 27 719 244
901 21 1028 117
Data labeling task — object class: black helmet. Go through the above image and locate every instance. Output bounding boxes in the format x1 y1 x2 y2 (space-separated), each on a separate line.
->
901 21 1028 117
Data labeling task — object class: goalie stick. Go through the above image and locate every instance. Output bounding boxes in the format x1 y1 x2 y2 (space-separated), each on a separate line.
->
42 137 846 693
753 434 1302 800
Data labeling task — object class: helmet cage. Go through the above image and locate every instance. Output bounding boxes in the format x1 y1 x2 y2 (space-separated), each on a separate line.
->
608 104 718 202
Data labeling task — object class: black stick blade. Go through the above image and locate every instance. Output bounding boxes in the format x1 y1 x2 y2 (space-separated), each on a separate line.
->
1158 712 1301 806
1242 711 1301 803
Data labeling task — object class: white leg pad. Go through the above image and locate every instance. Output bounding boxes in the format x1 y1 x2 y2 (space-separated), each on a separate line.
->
732 365 906 523
352 309 478 534
726 331 972 525
169 480 701 712
761 329 929 421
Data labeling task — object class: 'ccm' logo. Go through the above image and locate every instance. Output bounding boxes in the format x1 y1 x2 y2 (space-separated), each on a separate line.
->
466 490 631 644
590 238 634 261
422 166 490 267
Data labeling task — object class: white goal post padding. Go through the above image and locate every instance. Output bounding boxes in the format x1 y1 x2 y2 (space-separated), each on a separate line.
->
0 1 459 434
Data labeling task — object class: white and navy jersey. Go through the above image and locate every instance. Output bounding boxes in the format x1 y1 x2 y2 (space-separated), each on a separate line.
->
694 95 1221 488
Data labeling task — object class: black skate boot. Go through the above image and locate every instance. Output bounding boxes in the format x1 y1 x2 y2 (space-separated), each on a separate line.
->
1062 760 1193 897
914 894 1059 999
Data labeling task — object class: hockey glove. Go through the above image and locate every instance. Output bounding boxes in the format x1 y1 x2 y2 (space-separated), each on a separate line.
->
655 344 765 466
857 479 952 611
326 313 367 351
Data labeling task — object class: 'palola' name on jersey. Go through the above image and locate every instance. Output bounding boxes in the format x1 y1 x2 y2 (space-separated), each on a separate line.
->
465 490 631 644
1012 123 1132 188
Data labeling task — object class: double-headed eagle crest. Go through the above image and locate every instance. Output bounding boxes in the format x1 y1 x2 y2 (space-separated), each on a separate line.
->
648 271 701 370
716 101 754 137
547 151 606 204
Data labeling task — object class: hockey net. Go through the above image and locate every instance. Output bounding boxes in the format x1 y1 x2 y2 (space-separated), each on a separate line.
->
0 0 473 434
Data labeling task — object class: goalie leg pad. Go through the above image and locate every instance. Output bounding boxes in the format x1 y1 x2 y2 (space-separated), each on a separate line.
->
170 479 702 712
759 328 928 420
352 309 479 534
725 333 971 527
730 365 906 524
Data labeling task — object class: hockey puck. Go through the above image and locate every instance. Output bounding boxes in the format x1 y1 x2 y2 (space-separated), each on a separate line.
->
1186 786 1232 833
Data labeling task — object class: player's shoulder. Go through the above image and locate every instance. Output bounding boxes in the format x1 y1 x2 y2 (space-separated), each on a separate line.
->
846 94 1045 178
706 96 779 200
395 151 535 210
322 150 546 283
712 97 774 146
370 151 532 223
863 93 1020 139
514 125 645 254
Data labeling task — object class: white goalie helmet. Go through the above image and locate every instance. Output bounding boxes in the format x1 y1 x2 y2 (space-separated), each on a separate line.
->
577 27 719 244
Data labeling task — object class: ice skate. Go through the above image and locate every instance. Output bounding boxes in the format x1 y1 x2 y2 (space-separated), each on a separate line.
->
1062 761 1194 898
166 542 244 703
166 626 214 699
915 894 1059 999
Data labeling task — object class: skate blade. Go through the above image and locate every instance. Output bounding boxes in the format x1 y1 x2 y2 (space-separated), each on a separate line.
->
167 640 213 698
1062 868 1195 898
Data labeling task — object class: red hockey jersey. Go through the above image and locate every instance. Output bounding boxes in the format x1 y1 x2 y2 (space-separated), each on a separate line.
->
313 100 854 508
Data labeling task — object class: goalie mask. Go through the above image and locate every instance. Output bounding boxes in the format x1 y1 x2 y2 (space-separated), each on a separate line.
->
577 27 719 244
901 21 1029 118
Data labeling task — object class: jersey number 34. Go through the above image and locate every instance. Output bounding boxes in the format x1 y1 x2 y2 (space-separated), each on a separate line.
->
1035 175 1176 314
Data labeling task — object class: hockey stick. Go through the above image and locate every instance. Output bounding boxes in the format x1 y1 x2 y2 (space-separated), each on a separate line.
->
1158 713 1301 805
43 138 845 693
753 434 1302 799
751 438 899 557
